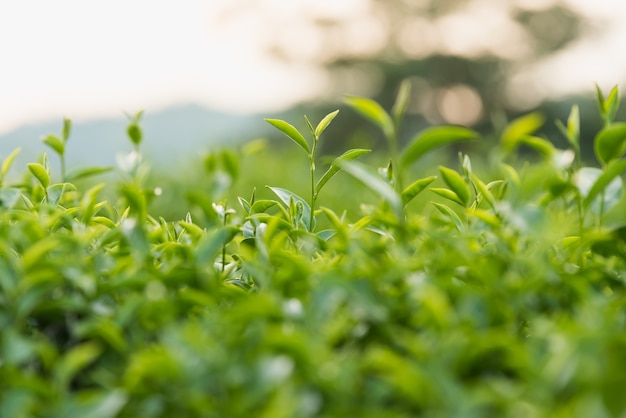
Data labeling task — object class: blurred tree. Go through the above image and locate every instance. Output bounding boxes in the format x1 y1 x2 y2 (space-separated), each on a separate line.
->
212 0 607 156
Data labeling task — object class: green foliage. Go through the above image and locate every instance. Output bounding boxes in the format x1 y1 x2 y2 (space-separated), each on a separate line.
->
3 85 626 417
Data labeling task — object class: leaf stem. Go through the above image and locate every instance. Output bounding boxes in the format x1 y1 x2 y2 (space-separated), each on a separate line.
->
309 137 318 232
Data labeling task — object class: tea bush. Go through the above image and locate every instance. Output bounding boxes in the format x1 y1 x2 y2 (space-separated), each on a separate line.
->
2 85 626 417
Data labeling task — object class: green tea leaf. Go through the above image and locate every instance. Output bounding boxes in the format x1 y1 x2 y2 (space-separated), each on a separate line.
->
81 183 106 223
46 183 76 206
315 148 371 194
581 160 626 210
42 134 65 156
127 123 142 146
432 202 465 232
439 166 470 206
392 79 412 129
518 135 556 157
126 110 144 146
220 149 240 180
604 85 620 125
337 160 403 221
315 109 339 138
196 226 239 269
0 187 22 209
238 196 251 214
66 166 113 182
594 123 626 165
566 104 580 151
401 126 477 168
501 112 545 151
62 117 72 141
54 342 102 389
266 186 313 231
251 199 278 214
430 187 465 206
27 163 50 188
1 147 21 179
265 119 310 154
401 176 437 206
344 96 395 139
304 115 315 137
471 173 497 209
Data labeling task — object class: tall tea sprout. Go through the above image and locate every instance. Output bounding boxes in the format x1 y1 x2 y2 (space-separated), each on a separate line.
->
345 80 477 196
265 111 370 232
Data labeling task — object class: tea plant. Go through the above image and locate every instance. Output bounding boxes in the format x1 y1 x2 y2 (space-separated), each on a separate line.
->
1 84 626 417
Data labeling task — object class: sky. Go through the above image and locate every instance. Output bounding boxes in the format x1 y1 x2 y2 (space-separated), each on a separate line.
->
1 0 625 136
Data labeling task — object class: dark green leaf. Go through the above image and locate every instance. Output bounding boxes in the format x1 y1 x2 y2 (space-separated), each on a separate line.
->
127 123 142 146
62 117 72 141
54 342 102 389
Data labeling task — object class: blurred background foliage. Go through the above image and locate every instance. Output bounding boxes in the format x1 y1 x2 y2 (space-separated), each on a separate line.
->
213 0 622 157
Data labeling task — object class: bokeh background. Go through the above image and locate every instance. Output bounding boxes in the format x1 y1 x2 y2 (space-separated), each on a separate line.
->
1 0 625 218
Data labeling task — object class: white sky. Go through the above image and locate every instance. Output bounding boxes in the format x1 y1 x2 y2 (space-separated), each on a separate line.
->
0 0 326 134
1 0 625 135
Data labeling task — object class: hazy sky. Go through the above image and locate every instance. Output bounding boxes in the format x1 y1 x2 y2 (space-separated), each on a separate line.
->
1 0 625 135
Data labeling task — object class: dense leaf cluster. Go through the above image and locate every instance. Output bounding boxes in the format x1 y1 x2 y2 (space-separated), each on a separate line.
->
2 87 626 417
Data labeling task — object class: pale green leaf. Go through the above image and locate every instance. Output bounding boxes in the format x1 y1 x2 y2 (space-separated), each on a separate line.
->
401 126 477 167
401 176 437 206
42 134 65 155
337 160 403 221
439 166 470 206
27 163 50 188
1 147 21 179
432 202 465 232
66 166 113 182
594 123 626 165
344 96 394 139
315 110 339 138
501 112 545 151
266 186 313 231
315 148 371 194
391 79 412 129
265 119 310 154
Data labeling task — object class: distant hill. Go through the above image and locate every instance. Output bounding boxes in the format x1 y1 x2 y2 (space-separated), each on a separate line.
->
0 104 272 174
